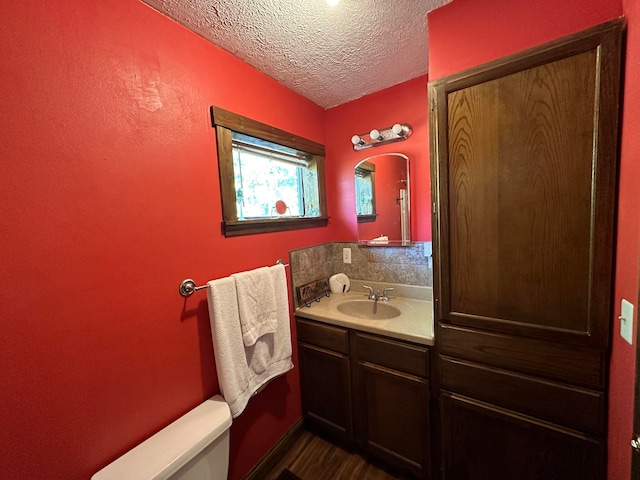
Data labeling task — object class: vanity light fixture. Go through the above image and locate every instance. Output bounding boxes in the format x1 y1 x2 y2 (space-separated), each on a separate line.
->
326 0 340 5
351 123 413 151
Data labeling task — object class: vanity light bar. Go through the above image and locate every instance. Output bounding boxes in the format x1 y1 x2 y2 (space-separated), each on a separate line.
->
351 123 412 151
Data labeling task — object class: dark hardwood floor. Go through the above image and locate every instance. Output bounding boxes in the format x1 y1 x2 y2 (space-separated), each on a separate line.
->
261 430 408 480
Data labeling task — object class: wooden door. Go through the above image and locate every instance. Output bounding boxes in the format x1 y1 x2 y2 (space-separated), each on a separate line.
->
357 362 429 478
429 19 623 480
298 343 352 442
351 332 431 478
296 319 353 444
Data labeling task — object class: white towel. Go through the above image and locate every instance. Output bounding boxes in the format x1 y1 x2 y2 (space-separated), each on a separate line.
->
207 268 293 418
232 267 278 346
270 263 290 337
370 235 389 244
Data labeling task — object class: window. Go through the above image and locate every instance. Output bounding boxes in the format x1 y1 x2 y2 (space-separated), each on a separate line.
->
232 133 320 219
211 106 328 236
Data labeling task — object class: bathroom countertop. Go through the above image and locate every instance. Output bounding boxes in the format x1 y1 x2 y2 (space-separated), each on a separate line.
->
294 289 434 346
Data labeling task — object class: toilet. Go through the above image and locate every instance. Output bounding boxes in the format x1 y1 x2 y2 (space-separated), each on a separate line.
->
92 395 232 480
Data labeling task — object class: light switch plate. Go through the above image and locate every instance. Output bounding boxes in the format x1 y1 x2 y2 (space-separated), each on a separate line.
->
621 299 634 345
342 248 351 264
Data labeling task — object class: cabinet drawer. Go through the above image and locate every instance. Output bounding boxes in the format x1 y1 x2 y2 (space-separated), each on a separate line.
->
296 318 349 354
355 332 429 378
440 355 605 436
440 391 604 480
439 324 606 389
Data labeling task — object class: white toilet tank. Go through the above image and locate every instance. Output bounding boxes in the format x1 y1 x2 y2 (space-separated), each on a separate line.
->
92 395 232 480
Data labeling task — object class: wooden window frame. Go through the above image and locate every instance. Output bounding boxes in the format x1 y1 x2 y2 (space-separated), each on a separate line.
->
211 106 328 237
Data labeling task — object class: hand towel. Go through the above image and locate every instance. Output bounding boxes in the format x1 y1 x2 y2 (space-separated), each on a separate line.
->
369 235 389 245
270 263 291 348
232 267 278 346
207 277 250 417
207 270 293 418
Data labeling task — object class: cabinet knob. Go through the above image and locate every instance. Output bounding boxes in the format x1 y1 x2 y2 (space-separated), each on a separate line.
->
631 434 640 453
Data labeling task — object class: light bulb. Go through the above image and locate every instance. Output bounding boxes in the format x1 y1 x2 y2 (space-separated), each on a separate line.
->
392 123 405 136
370 129 382 141
351 135 363 145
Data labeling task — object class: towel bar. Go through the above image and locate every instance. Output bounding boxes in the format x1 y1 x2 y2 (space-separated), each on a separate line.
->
179 260 289 297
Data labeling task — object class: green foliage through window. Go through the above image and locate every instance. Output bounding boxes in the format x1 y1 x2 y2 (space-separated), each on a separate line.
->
232 133 320 220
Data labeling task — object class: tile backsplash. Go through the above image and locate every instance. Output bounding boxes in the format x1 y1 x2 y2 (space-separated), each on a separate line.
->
289 242 432 307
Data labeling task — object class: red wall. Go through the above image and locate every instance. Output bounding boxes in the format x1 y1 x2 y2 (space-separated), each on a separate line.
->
611 0 640 476
428 0 622 79
325 76 432 242
428 1 640 479
0 1 332 479
6 0 634 478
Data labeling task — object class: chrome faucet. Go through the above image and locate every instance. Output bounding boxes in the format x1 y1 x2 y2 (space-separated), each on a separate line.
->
362 285 394 302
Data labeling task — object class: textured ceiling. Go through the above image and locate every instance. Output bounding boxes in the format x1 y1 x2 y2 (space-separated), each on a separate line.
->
141 0 450 108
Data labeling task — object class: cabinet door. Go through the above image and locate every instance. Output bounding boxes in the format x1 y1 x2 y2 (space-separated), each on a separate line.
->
357 361 430 478
298 342 352 443
430 20 622 348
440 392 604 480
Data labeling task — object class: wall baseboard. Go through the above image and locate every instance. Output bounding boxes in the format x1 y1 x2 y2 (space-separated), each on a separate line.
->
244 418 306 480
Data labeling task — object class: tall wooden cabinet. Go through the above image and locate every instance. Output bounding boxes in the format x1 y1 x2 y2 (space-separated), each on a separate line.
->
429 20 623 480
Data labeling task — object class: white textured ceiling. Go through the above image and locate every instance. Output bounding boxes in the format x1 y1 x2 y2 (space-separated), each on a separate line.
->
141 0 450 108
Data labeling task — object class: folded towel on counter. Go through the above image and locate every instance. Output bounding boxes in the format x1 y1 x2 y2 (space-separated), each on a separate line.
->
369 235 389 245
232 266 277 346
207 267 293 418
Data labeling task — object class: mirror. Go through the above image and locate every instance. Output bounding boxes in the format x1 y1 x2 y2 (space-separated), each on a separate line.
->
354 153 410 246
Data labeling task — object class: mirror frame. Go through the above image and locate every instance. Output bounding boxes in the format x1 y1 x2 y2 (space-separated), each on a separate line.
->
354 153 410 246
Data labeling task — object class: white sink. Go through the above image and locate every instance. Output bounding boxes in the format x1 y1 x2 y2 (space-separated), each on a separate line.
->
337 299 401 320
294 281 434 345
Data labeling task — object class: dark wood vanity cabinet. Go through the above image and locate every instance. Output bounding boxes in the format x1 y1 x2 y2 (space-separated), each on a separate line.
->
296 318 431 479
